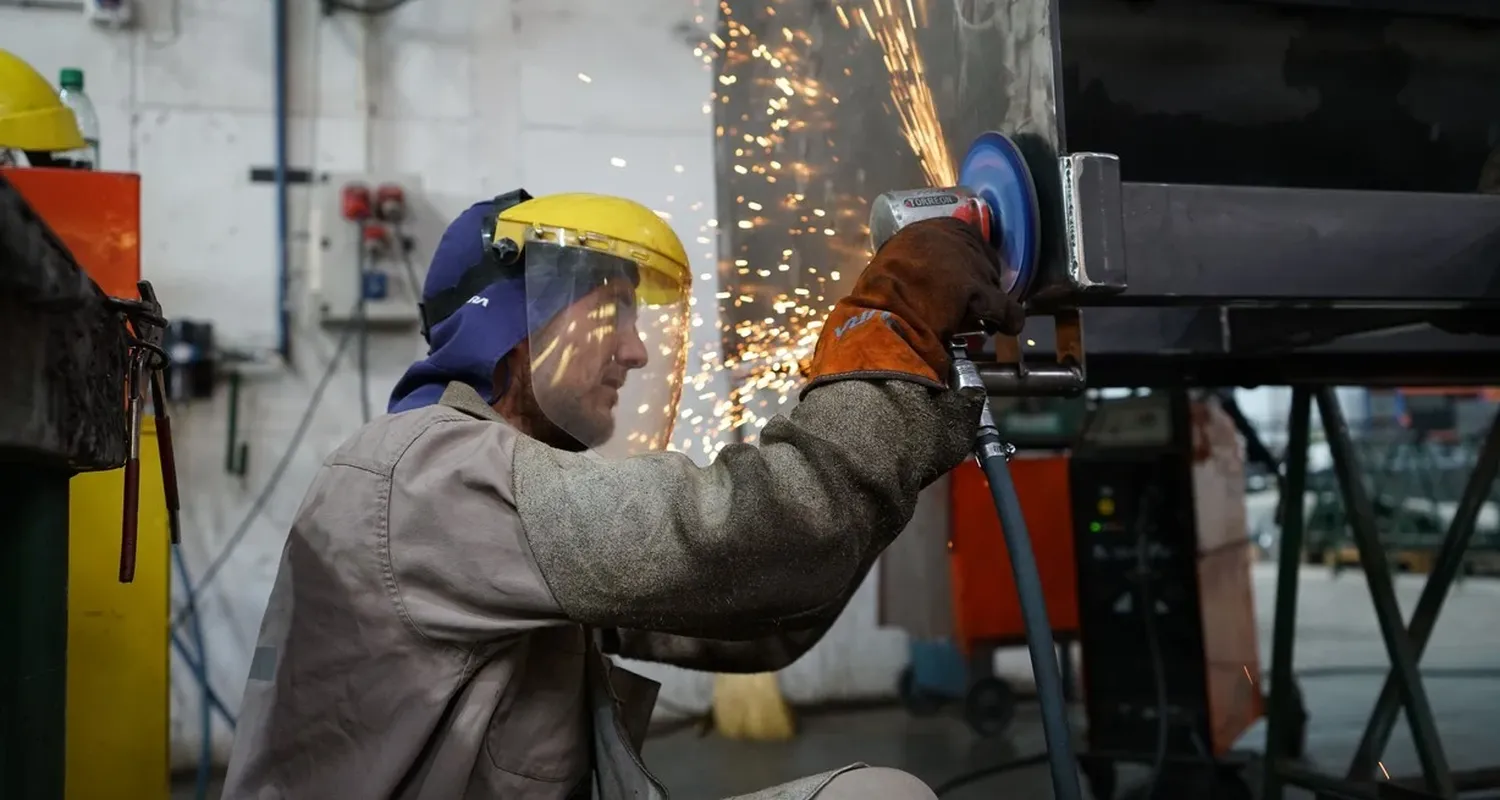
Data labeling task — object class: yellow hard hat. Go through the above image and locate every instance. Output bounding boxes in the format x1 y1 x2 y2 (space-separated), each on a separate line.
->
0 49 86 152
494 192 691 305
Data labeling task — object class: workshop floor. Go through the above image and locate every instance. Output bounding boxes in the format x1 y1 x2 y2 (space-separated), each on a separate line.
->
173 565 1500 799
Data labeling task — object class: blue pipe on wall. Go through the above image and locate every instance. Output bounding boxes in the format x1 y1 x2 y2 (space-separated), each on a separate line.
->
273 0 291 361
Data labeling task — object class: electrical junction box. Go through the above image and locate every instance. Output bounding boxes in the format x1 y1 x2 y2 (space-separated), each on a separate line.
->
308 172 431 328
85 0 133 28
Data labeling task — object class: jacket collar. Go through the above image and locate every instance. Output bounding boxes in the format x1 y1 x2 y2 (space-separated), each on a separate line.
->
437 381 506 423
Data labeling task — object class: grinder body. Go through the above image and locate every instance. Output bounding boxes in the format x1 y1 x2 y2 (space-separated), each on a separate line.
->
869 131 1043 300
869 186 995 254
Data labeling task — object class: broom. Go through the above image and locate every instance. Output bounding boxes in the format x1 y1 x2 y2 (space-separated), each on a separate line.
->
711 672 797 741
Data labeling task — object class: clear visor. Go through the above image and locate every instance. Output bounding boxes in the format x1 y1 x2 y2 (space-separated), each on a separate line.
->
518 227 691 458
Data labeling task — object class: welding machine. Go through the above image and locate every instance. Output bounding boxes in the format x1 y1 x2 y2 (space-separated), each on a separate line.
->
1068 390 1305 799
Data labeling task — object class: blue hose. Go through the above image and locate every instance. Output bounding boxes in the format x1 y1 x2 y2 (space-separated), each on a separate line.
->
172 546 233 800
170 631 237 730
273 0 291 360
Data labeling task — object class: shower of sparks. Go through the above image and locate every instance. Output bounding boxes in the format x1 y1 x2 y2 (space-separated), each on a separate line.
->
615 0 955 452
859 0 955 186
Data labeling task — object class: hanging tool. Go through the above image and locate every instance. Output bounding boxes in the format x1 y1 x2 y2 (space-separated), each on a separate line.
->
106 280 182 583
869 131 1084 800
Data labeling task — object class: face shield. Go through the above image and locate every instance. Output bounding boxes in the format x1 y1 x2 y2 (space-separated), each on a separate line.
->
502 220 691 458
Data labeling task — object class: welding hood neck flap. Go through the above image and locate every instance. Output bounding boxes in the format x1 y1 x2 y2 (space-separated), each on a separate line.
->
418 188 533 343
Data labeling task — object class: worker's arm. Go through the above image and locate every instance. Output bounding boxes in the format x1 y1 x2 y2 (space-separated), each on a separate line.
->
599 550 880 672
387 379 978 642
383 219 1021 644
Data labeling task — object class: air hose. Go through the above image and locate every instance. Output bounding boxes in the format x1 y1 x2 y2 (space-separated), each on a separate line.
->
950 341 1084 800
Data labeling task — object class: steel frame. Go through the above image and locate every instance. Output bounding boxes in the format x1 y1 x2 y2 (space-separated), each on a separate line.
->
1261 387 1500 800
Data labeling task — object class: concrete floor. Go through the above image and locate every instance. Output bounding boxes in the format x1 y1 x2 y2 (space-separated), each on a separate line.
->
174 565 1500 799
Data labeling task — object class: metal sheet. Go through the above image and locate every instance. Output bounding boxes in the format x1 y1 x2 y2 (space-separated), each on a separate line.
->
709 1 1500 396
709 0 1064 362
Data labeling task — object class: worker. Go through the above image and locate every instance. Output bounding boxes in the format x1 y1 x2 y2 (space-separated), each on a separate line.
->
0 49 87 168
223 189 1024 799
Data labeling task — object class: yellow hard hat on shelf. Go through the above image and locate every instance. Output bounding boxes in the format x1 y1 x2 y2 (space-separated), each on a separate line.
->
0 49 86 152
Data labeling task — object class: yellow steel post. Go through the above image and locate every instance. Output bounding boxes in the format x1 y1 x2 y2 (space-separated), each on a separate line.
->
66 417 170 800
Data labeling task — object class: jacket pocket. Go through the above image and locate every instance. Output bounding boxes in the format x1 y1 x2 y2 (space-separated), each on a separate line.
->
484 627 590 784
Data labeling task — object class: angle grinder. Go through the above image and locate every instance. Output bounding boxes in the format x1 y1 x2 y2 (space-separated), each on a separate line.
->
870 131 1084 800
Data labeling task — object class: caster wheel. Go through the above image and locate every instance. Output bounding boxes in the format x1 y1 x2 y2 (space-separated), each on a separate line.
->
963 676 1016 737
897 667 944 716
1081 760 1116 800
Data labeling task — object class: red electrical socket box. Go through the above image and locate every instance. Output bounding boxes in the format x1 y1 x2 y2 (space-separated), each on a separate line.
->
375 183 407 222
341 183 373 222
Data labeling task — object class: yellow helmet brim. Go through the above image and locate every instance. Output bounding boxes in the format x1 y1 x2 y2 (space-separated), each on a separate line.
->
0 105 86 153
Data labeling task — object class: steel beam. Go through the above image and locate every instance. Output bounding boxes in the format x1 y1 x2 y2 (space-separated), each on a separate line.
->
1011 309 1500 356
975 308 1500 388
1102 183 1500 308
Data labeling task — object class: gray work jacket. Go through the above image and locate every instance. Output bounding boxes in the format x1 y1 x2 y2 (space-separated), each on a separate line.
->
222 379 981 799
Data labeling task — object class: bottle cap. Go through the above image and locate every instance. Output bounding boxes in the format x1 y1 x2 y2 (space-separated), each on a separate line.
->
59 68 84 90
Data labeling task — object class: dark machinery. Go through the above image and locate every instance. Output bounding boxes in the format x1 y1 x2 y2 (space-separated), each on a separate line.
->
715 0 1500 798
1068 391 1307 799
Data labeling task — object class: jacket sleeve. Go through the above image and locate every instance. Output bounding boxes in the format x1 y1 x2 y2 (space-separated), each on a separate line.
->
599 551 880 673
384 379 980 644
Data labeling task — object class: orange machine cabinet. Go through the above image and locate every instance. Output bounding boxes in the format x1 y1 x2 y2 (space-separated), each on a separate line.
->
3 167 141 299
948 454 1080 649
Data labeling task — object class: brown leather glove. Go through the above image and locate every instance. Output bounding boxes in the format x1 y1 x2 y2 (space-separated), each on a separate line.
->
801 217 1024 395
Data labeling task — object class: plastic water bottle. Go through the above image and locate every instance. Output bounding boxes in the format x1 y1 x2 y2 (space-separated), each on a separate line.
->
57 68 99 170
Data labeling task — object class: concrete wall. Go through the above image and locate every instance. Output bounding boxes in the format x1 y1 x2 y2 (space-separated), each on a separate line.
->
4 0 919 770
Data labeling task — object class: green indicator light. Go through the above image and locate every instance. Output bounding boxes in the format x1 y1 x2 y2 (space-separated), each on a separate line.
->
1089 521 1103 533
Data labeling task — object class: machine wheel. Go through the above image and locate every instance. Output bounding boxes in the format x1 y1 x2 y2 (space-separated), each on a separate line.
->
1081 759 1117 800
897 667 944 716
962 677 1017 737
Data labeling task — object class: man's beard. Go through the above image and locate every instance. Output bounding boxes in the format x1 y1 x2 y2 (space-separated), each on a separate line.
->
508 369 613 451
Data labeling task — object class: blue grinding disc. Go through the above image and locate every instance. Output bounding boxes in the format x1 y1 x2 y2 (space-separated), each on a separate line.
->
958 131 1041 298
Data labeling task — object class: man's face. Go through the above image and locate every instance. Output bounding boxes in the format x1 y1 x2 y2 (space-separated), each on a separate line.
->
529 279 649 447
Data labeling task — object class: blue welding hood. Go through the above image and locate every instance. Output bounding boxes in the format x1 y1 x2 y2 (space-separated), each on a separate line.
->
959 131 1041 299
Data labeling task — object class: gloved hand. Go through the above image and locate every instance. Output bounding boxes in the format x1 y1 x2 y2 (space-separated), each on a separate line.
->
801 217 1025 395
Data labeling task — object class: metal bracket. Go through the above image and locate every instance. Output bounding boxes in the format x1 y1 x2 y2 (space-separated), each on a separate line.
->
977 308 1088 396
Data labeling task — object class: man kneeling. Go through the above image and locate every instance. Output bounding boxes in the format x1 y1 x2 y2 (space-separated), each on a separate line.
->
222 190 1022 799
